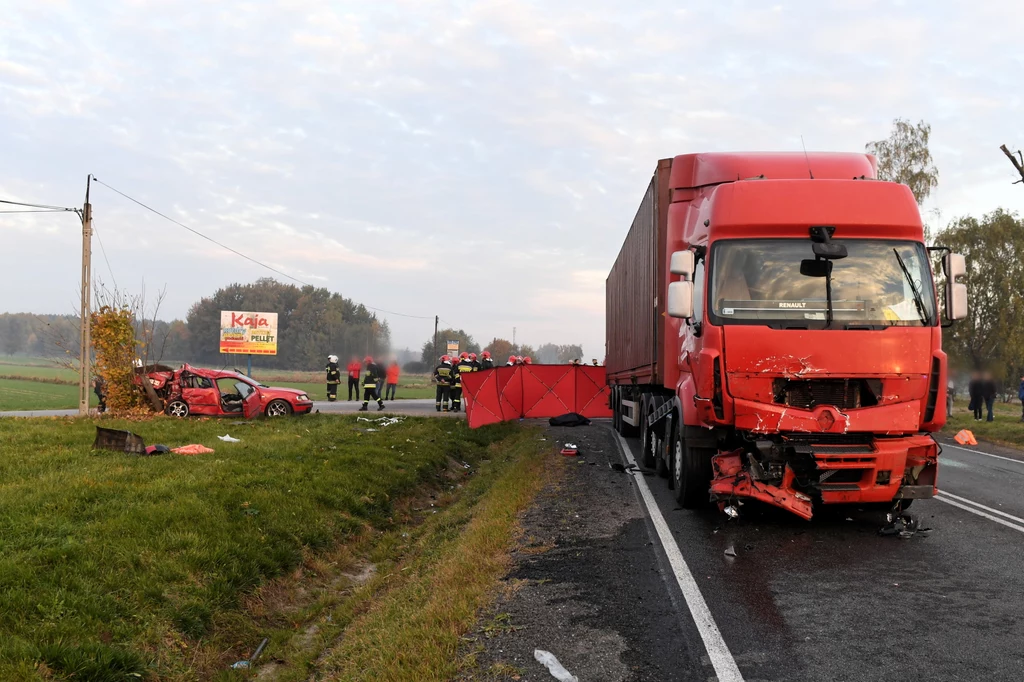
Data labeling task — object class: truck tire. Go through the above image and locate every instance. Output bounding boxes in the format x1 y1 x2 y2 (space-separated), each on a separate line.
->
612 388 622 433
672 426 714 508
655 431 670 479
639 398 655 468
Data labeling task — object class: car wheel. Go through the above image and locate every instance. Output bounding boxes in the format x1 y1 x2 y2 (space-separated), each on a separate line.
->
166 400 190 418
672 427 714 508
265 399 292 417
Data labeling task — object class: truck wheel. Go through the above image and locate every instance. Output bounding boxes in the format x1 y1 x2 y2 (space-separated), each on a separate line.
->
639 399 655 468
672 428 714 508
265 399 292 417
612 389 622 433
166 400 190 418
655 431 670 479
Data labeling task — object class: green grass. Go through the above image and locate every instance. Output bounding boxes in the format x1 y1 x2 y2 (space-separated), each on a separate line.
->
0 413 522 680
945 398 1024 448
0 377 98 411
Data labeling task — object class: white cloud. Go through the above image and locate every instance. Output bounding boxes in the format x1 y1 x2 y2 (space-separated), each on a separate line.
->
1 0 1024 359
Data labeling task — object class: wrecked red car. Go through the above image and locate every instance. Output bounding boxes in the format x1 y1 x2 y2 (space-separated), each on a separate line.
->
144 364 313 418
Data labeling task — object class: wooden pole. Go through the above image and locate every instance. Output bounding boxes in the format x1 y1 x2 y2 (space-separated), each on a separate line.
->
78 175 92 416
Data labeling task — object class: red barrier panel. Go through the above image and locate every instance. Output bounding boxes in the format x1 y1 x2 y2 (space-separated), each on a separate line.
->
575 365 612 419
462 364 611 428
459 369 502 428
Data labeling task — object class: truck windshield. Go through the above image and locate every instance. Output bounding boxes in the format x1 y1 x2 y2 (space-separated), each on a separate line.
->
709 238 936 328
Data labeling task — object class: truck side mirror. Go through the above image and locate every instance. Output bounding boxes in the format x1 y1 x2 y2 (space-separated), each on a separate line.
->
943 253 968 321
668 281 694 319
670 250 695 278
944 253 966 279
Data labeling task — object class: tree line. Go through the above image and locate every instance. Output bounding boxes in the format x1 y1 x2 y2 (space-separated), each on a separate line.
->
868 119 1024 395
0 278 392 372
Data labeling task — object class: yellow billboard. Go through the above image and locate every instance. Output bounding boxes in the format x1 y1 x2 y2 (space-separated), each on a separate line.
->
219 311 278 356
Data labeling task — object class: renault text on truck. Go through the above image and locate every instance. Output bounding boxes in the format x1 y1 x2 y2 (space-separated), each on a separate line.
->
605 152 968 520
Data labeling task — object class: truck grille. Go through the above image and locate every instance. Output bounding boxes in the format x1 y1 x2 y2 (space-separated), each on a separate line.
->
773 379 879 410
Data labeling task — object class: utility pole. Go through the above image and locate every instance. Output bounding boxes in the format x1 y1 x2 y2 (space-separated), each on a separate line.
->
78 175 93 416
513 326 517 348
1000 144 1024 185
433 315 439 361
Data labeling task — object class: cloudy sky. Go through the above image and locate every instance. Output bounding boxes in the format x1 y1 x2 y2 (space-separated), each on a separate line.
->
2 0 1023 358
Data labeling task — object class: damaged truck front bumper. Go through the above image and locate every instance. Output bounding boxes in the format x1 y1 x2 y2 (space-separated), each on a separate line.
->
709 434 939 520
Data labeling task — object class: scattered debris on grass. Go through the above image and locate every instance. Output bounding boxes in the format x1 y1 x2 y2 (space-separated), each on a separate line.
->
356 416 406 427
230 636 268 670
93 426 146 454
172 444 215 455
218 434 241 443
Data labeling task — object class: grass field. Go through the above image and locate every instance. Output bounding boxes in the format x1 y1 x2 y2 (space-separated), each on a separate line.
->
0 413 532 680
0 357 434 410
946 398 1024 447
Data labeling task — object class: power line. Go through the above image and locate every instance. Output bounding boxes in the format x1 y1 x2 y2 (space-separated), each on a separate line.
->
92 224 118 291
0 199 77 211
92 178 437 321
0 209 72 214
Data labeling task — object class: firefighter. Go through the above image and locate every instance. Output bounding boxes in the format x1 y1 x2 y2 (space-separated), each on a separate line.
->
469 352 480 371
325 355 341 402
433 355 454 412
506 355 517 367
522 356 533 365
359 356 385 411
452 354 474 412
480 351 494 370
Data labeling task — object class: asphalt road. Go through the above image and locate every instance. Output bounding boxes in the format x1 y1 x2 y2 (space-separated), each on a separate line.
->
470 425 1024 681
0 398 454 419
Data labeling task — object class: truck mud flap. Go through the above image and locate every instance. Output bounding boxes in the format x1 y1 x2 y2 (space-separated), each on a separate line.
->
709 450 814 520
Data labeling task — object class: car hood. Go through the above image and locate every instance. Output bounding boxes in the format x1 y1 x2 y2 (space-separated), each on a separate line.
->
260 386 310 399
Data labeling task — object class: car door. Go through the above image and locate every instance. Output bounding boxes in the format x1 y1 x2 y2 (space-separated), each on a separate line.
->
236 381 262 419
181 374 220 414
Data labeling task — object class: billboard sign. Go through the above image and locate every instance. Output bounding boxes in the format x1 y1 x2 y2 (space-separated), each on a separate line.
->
446 339 460 356
220 311 278 355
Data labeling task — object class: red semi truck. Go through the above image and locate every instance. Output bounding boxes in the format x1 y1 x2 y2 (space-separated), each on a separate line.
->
606 152 968 520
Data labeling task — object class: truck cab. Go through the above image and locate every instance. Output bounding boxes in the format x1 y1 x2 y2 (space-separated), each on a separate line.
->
608 152 967 520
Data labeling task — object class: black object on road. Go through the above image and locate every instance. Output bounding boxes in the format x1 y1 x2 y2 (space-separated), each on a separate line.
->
549 413 591 427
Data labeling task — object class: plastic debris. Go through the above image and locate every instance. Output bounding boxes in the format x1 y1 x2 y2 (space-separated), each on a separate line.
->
144 445 170 456
534 649 579 682
723 505 740 519
879 511 932 538
172 444 215 455
230 637 268 670
610 462 626 473
724 545 737 557
560 442 579 456
357 416 405 427
93 427 146 454
218 434 241 443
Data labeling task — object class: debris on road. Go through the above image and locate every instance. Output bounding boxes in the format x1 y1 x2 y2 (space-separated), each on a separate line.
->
218 434 241 443
560 442 579 456
548 413 591 427
723 504 740 519
534 649 579 682
954 429 978 446
879 511 932 538
724 545 737 558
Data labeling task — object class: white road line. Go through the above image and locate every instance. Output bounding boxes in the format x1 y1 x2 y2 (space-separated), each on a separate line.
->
937 491 1024 525
942 442 1024 466
934 496 1024 535
613 431 744 682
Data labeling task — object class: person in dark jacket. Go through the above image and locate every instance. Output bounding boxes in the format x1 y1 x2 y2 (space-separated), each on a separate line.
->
981 371 997 422
479 351 494 370
1018 374 1024 422
452 355 474 412
359 356 385 411
968 371 982 421
93 375 107 413
325 355 341 402
433 356 454 412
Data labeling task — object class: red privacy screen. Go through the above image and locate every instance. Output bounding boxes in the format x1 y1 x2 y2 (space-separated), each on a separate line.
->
460 365 612 428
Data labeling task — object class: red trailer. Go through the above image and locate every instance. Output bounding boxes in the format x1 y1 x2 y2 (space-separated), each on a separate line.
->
606 152 968 519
